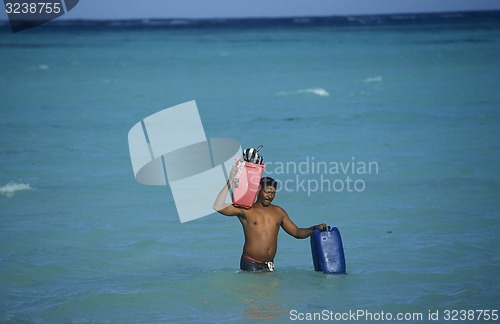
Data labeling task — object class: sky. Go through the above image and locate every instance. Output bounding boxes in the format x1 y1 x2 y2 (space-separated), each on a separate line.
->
2 0 500 20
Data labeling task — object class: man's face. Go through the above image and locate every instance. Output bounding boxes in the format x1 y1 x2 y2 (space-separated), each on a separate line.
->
259 186 276 207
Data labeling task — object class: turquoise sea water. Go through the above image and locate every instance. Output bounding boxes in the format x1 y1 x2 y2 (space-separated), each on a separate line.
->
1 13 499 323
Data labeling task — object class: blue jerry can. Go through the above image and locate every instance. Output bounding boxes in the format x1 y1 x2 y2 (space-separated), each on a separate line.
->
310 227 346 274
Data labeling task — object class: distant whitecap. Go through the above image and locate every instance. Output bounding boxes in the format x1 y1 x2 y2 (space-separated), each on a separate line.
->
277 88 330 97
0 182 32 198
363 76 383 83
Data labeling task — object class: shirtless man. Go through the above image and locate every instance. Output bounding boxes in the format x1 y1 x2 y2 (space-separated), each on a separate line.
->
213 165 326 272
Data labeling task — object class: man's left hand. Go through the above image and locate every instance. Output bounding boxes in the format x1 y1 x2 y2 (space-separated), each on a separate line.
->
314 224 327 231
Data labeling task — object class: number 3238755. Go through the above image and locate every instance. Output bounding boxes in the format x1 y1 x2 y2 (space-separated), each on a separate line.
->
5 2 62 14
443 310 498 321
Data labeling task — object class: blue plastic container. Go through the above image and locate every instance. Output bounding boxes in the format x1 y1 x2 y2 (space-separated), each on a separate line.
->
310 227 346 274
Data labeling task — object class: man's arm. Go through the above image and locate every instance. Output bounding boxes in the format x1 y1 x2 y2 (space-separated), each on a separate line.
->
213 164 244 216
281 209 326 239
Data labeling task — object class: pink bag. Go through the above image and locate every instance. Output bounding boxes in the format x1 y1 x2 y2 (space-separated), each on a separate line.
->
232 160 265 209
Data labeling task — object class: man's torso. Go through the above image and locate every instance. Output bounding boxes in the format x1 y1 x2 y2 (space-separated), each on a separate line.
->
238 204 283 262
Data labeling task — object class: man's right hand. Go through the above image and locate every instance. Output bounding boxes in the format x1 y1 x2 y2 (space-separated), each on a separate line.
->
228 163 239 182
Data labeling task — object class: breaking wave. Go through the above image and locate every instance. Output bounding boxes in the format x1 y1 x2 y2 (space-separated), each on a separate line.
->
363 76 383 83
0 182 33 198
277 88 330 97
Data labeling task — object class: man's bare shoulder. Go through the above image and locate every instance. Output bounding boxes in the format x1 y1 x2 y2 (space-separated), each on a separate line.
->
232 204 247 217
269 204 287 216
247 203 285 215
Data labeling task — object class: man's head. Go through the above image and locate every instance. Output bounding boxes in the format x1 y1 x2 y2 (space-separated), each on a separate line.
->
258 177 277 207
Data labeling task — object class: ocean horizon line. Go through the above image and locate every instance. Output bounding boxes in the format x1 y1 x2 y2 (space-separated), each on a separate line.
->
1 10 499 29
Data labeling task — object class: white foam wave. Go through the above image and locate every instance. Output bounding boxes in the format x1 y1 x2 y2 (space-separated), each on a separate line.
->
363 76 383 83
0 182 32 198
277 88 330 97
